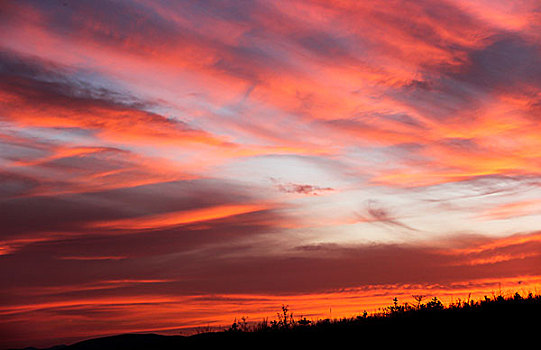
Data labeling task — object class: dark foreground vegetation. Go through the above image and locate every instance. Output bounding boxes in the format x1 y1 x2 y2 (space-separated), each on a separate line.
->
22 292 541 349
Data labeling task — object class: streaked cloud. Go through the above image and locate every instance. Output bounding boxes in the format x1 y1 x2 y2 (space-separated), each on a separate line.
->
1 0 541 348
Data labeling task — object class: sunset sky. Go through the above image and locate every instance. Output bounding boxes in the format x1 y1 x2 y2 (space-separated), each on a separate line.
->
1 0 541 348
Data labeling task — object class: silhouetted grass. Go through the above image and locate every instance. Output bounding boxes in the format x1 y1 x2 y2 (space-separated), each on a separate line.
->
221 291 540 347
25 291 541 349
228 291 540 331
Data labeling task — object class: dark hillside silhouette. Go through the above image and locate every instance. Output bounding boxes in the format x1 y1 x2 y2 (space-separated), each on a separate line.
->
18 292 541 349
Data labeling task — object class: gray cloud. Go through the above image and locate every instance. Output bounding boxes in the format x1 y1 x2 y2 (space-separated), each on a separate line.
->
358 200 419 232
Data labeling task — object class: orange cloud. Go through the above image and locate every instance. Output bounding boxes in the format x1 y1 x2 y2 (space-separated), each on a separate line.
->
91 204 272 231
479 200 541 220
2 1 541 348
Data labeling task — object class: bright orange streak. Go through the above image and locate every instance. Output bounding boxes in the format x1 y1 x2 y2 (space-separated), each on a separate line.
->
0 91 228 148
91 204 271 230
9 146 112 167
3 141 200 198
0 234 68 256
456 252 540 266
447 232 541 256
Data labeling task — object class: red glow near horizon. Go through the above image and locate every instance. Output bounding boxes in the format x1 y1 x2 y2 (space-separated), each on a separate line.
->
1 1 541 348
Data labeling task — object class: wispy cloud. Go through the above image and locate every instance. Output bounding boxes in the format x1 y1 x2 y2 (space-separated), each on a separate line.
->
356 200 419 232
1 0 541 348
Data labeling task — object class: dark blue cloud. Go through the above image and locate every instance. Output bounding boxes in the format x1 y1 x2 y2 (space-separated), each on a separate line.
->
457 34 541 91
